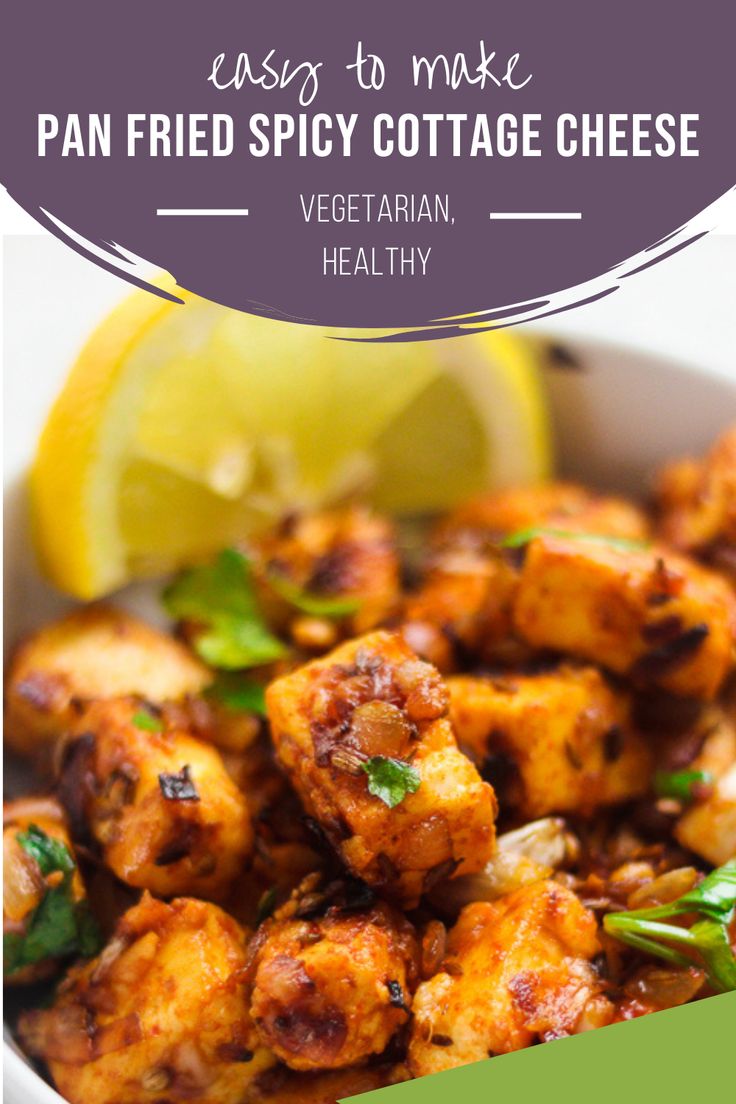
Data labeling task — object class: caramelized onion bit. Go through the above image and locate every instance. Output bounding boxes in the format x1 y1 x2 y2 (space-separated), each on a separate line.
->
428 818 578 915
627 866 699 910
395 660 448 721
498 817 578 867
3 796 66 827
607 861 657 903
3 833 45 923
19 1007 142 1064
349 700 413 758
624 965 705 1010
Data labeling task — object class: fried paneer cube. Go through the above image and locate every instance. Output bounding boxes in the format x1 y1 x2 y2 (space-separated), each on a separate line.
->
676 766 736 865
253 506 400 650
402 550 520 673
448 667 652 818
266 631 497 907
408 880 608 1075
674 711 736 865
656 425 736 571
248 888 418 1070
436 481 650 544
3 797 94 985
5 605 209 762
513 535 736 699
58 698 252 898
19 895 274 1104
402 483 649 673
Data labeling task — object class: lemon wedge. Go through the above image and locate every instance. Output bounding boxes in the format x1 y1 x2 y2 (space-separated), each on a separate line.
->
31 277 551 599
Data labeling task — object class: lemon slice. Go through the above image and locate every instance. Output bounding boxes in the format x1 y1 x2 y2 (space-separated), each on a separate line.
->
31 277 551 599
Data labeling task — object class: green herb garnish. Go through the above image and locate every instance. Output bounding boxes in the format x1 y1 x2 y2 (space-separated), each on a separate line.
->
501 527 650 552
654 769 714 802
361 756 421 809
604 859 736 993
163 548 286 669
266 572 360 619
132 710 164 733
206 672 267 717
15 824 75 877
3 825 102 977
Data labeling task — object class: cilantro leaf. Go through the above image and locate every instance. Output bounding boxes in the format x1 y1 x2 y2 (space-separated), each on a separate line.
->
163 548 286 669
132 710 164 733
4 826 103 978
361 756 421 809
206 672 267 716
501 527 650 553
266 572 360 618
16 824 75 877
654 769 714 802
604 859 736 992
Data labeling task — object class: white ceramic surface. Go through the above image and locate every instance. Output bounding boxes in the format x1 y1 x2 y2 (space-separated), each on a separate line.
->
3 241 736 1102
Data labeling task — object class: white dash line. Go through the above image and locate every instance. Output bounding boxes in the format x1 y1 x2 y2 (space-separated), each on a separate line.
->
489 211 581 221
156 208 249 217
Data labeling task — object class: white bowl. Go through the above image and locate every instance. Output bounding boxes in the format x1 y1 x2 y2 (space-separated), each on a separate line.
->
4 335 736 1103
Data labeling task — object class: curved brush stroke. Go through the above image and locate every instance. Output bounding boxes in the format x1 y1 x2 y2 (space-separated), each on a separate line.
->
622 232 709 278
342 288 620 344
9 192 183 305
10 184 735 343
345 188 734 343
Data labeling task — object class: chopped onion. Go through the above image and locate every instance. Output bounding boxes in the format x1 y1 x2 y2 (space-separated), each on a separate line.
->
624 965 705 1010
627 866 699 910
3 832 45 923
497 817 578 866
429 818 578 915
349 700 412 758
20 1007 141 1064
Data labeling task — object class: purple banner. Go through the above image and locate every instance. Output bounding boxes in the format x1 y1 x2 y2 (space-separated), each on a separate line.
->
0 0 734 335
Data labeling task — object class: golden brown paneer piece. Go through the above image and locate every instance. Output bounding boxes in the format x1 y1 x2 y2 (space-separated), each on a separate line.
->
5 605 209 763
252 506 400 650
448 667 652 819
58 698 252 898
435 481 650 545
673 710 736 865
656 425 736 572
402 483 649 672
3 797 96 985
676 768 736 865
19 895 274 1104
402 549 519 673
248 882 418 1070
267 631 497 908
513 535 736 699
408 880 609 1076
